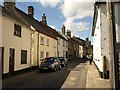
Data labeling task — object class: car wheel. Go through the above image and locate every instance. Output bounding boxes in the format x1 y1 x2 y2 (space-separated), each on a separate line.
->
39 68 42 72
66 64 68 66
59 65 62 70
53 67 57 72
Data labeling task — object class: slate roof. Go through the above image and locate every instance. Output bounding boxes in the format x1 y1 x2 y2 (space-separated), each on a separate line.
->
57 31 68 41
72 36 86 46
1 6 30 28
1 5 57 40
40 22 68 41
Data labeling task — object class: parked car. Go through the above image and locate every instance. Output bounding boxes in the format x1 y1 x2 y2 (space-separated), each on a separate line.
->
58 57 68 67
39 57 61 72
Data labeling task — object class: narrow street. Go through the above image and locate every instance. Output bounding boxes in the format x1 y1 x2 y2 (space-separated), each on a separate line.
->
2 59 88 89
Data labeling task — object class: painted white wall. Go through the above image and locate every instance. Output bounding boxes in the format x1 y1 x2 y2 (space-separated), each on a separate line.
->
93 9 103 72
100 4 110 71
2 16 32 74
93 3 120 72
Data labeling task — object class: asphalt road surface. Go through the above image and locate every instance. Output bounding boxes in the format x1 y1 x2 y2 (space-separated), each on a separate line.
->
2 59 88 89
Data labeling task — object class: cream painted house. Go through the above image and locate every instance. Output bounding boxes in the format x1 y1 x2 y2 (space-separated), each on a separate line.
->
27 13 58 67
31 30 57 67
1 2 35 77
1 1 58 78
39 33 57 58
57 36 68 57
57 25 68 58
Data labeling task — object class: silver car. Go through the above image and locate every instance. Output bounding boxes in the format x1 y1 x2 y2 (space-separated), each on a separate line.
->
39 57 61 72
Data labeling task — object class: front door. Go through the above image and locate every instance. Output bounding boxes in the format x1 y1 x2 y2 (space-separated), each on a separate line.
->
9 48 15 75
66 51 68 58
46 52 49 58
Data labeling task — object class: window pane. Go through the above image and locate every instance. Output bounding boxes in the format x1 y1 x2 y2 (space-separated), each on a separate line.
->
21 50 27 64
41 37 44 45
47 39 49 46
14 24 21 37
40 51 44 58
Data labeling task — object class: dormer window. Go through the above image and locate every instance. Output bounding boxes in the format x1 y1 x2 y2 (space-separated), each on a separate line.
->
14 24 21 37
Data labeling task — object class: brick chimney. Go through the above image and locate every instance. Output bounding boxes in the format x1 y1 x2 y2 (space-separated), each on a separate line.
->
67 30 71 37
42 14 47 25
62 25 65 35
4 0 16 10
86 37 89 41
86 37 90 47
28 6 34 17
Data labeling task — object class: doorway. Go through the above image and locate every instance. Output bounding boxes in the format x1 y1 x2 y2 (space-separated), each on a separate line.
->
9 48 15 75
0 47 4 74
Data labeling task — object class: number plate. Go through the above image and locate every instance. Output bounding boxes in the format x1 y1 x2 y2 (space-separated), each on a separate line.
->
43 67 48 69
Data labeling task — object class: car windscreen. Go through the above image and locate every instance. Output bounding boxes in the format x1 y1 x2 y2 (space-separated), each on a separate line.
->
42 58 54 63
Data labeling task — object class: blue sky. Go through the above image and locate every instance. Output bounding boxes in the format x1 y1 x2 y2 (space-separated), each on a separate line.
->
0 0 95 43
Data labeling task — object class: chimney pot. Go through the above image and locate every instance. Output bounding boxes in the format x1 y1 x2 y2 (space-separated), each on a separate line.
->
4 0 16 10
67 30 71 37
28 6 34 17
62 25 65 35
42 14 47 25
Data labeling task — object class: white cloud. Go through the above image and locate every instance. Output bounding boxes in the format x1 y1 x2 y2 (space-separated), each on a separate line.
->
63 17 90 31
60 0 94 36
60 0 94 18
71 22 89 31
39 0 95 37
65 21 89 35
39 0 62 8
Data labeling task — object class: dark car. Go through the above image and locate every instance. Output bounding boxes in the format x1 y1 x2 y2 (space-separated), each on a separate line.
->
58 57 68 67
39 57 61 72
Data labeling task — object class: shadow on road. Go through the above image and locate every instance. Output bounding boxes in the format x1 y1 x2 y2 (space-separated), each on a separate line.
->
2 58 88 89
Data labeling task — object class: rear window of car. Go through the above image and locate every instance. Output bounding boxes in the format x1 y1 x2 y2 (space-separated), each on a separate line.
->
58 57 64 61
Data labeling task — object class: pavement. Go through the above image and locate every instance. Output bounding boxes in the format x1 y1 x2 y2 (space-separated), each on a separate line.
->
86 61 111 88
61 60 111 89
61 62 87 88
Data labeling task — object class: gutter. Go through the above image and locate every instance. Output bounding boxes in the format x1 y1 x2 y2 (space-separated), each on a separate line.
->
37 33 39 67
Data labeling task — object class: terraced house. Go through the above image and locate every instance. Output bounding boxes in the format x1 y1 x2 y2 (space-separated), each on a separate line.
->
0 1 58 78
1 1 35 77
56 25 68 58
27 12 58 68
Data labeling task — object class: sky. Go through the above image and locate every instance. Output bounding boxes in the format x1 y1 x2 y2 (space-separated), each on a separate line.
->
0 0 96 43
